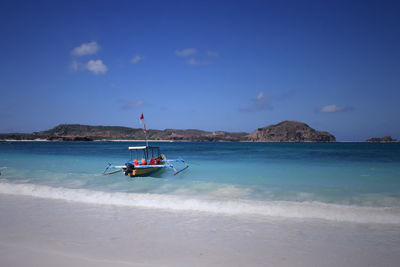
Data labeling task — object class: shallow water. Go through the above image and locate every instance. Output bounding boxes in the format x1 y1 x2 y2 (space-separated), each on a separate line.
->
1 141 400 223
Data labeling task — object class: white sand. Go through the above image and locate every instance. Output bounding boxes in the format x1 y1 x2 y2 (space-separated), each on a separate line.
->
1 194 399 267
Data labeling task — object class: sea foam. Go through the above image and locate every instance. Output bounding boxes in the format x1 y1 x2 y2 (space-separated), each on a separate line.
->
1 182 399 224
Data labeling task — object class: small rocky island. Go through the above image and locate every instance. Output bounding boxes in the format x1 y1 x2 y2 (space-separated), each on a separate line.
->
366 136 398 143
247 121 336 142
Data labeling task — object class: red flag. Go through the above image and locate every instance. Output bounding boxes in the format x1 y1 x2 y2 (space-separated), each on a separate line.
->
140 113 146 132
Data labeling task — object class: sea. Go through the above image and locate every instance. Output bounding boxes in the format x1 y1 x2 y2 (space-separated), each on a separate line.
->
1 141 400 224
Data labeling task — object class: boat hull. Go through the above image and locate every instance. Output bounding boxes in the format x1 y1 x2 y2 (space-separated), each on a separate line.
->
126 166 164 177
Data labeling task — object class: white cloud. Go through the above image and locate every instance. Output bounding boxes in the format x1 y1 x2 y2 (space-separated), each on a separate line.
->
71 41 100 56
122 100 144 110
318 104 345 113
86 59 108 75
69 59 87 72
131 55 144 64
207 51 219 57
175 48 198 57
176 48 219 66
70 59 79 72
186 58 208 66
240 91 272 112
254 91 270 110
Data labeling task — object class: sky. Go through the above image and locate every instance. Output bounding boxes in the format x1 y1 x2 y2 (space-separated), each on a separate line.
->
0 0 399 141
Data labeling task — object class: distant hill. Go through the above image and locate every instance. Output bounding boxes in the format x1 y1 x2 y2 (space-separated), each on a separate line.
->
0 121 336 142
247 121 336 142
39 124 145 140
28 124 248 141
366 136 398 143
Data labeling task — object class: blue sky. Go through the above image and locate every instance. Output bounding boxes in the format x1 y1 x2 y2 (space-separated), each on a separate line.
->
1 0 399 141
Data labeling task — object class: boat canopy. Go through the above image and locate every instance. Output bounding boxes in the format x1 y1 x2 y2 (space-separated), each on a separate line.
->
128 146 147 150
129 146 161 161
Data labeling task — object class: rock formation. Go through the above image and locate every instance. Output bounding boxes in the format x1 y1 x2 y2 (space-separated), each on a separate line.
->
247 121 335 142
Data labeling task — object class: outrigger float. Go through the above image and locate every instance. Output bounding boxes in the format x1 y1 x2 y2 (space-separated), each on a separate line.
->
102 113 189 177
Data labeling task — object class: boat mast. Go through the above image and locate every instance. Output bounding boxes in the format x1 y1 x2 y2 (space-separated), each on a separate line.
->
144 128 148 147
140 113 148 147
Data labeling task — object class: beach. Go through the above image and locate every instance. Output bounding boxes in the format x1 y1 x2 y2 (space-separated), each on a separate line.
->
1 141 400 266
1 193 400 267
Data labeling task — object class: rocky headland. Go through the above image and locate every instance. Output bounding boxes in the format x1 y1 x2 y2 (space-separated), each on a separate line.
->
247 121 336 142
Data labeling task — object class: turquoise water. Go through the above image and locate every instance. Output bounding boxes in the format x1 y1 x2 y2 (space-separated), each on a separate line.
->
1 141 400 222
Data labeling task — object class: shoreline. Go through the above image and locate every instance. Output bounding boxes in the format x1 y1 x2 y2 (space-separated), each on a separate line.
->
1 193 400 267
1 182 400 224
1 139 399 143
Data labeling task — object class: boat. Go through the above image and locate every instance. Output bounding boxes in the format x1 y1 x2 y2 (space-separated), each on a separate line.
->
102 113 189 177
103 145 188 177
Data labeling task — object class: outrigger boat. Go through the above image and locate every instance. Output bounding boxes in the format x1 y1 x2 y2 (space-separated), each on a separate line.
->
103 145 188 177
102 113 189 177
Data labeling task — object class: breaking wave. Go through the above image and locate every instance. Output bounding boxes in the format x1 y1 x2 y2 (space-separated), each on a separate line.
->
1 182 399 224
